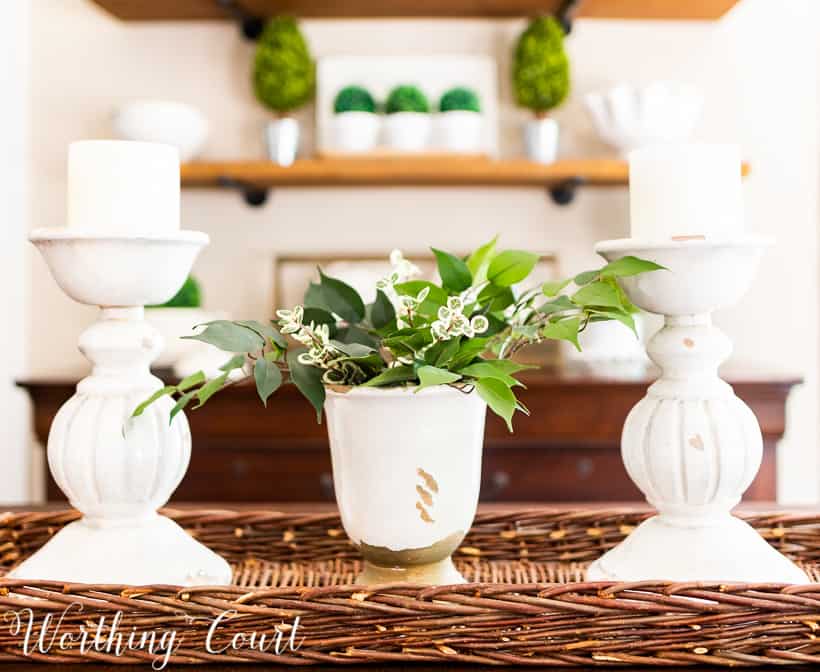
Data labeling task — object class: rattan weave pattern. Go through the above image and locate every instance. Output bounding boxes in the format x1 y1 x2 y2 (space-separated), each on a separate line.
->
0 508 818 666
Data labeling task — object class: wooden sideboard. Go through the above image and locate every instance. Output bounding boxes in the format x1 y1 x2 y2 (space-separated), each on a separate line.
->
18 364 799 503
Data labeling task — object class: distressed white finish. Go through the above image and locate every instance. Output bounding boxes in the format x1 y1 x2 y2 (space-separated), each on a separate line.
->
11 231 232 585
587 237 807 583
325 386 486 584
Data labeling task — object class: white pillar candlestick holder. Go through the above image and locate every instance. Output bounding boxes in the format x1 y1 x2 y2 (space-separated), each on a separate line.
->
11 230 232 586
587 236 807 583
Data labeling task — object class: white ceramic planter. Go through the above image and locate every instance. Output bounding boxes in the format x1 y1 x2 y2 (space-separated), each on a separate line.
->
332 111 381 153
266 117 299 166
437 111 483 153
11 231 232 586
383 112 432 152
586 237 807 583
524 116 559 164
325 386 486 584
113 100 209 162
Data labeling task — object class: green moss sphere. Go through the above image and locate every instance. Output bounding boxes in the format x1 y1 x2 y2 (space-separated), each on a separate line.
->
334 85 377 114
154 276 202 309
252 16 315 113
384 85 430 114
439 87 481 113
512 16 570 114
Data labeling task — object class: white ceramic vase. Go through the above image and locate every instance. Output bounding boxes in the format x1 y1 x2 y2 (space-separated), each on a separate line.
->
266 117 299 166
525 116 559 164
325 386 486 585
332 111 381 153
437 111 483 153
383 112 432 152
586 237 807 583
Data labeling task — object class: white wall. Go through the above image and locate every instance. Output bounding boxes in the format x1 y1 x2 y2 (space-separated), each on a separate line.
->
21 0 820 502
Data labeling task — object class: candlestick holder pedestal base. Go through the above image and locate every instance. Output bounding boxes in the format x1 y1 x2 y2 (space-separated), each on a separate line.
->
12 231 231 586
586 237 807 583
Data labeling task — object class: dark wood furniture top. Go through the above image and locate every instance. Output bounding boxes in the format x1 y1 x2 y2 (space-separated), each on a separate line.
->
19 364 800 505
90 0 742 21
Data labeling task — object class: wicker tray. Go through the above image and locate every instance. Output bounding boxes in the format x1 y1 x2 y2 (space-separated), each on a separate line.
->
1 507 820 666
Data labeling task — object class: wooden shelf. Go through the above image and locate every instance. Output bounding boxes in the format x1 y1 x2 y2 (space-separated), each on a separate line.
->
91 0 741 21
182 157 632 190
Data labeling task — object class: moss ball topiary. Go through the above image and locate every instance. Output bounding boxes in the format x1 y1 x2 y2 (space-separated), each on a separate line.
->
439 87 481 113
384 85 430 114
252 16 315 114
512 16 570 115
153 276 202 309
334 85 377 114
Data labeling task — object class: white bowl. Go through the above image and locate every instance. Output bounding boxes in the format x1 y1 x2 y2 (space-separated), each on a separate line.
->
113 100 209 162
145 307 224 368
584 82 703 156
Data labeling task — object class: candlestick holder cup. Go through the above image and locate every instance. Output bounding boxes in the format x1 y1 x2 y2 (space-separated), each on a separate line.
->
587 236 807 583
12 230 232 586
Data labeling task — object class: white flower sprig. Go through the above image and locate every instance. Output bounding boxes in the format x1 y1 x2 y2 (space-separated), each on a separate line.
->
431 296 489 341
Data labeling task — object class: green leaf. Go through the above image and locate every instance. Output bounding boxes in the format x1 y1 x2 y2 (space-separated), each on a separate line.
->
572 281 625 310
235 320 287 348
538 294 575 315
195 373 229 408
169 390 196 424
423 336 461 367
466 236 498 285
483 359 536 374
394 281 448 316
132 386 176 417
335 325 379 349
432 247 472 292
304 282 331 310
478 284 515 313
184 320 264 353
487 250 539 287
330 340 376 358
287 350 325 423
590 308 637 334
302 307 338 338
319 269 365 323
371 289 396 329
542 278 571 297
177 371 206 391
448 338 490 370
218 354 246 372
416 365 461 392
362 364 417 387
541 317 582 350
475 378 517 432
458 361 523 388
573 269 599 286
254 358 282 406
601 255 666 278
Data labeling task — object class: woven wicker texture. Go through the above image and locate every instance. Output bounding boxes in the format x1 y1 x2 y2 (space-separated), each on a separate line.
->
0 507 819 666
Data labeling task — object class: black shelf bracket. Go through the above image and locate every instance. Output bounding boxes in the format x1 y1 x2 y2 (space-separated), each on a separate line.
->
548 176 585 206
218 176 269 207
216 0 264 40
556 0 583 34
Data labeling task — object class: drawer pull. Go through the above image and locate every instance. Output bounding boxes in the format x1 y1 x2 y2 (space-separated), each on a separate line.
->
482 470 510 501
319 472 335 501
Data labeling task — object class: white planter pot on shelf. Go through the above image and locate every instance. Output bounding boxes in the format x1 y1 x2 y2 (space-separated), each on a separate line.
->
332 111 381 153
113 100 209 162
383 112 432 152
437 111 483 153
525 116 559 164
325 386 486 585
265 117 299 166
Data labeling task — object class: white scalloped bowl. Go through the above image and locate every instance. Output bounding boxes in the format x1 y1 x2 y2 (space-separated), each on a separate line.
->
584 82 704 156
113 100 209 162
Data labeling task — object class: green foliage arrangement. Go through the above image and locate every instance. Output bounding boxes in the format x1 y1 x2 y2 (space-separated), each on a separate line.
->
384 85 430 114
439 87 481 113
135 241 662 431
150 276 202 309
252 16 315 114
334 85 377 114
512 16 570 115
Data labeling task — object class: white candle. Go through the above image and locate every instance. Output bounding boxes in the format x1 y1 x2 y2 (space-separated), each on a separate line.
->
67 140 180 235
629 144 744 241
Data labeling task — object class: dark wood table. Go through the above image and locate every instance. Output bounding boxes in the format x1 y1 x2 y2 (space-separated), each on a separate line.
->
18 363 800 504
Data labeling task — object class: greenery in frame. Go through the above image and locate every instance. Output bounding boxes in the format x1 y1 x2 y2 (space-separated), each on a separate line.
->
384 85 430 114
334 85 377 114
439 87 481 113
149 275 202 309
134 241 663 432
252 16 315 113
512 15 570 115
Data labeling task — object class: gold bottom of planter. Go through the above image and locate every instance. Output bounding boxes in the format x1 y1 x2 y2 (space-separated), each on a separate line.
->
356 531 466 585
